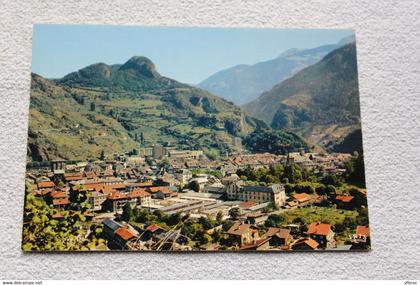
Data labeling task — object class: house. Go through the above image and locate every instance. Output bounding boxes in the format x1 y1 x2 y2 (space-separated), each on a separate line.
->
146 186 176 199
307 222 335 248
129 188 152 205
291 238 319 250
88 191 107 211
188 176 209 192
351 225 371 250
263 227 293 247
203 182 225 194
335 195 355 209
142 224 166 241
227 222 259 246
242 184 286 206
240 238 271 251
292 193 311 206
102 219 138 249
227 183 287 206
155 231 189 250
103 219 122 240
52 198 70 210
175 169 192 187
221 174 240 186
114 227 138 249
246 212 269 225
37 180 55 190
102 188 152 212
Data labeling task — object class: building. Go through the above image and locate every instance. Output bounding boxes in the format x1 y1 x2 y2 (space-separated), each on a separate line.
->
335 194 355 209
102 188 152 212
152 144 164 159
102 219 138 249
307 223 335 248
175 169 192 187
114 227 137 249
264 228 293 247
292 193 311 206
89 191 108 211
291 238 319 250
227 183 287 206
227 222 259 246
351 225 371 250
168 150 203 160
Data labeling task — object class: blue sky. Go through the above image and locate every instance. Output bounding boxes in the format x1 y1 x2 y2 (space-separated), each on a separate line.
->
32 25 354 84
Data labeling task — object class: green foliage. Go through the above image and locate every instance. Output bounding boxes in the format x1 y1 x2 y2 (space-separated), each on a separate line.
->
237 165 284 184
22 183 103 251
345 154 366 188
265 214 287 228
321 173 342 187
28 56 265 161
283 162 303 183
228 207 240 220
121 203 133 222
243 129 307 155
216 211 224 224
246 43 361 149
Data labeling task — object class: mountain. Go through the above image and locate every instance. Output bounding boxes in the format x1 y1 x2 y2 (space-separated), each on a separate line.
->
27 56 268 162
244 42 361 147
198 35 355 105
326 129 363 154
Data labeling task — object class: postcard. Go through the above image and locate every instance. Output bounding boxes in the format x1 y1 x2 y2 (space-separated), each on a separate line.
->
22 25 370 251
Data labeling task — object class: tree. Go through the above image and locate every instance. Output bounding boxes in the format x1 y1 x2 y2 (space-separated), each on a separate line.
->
265 214 286 227
140 132 144 145
200 234 212 245
166 213 181 226
315 184 327 196
334 223 345 233
198 216 213 230
188 180 200 192
345 154 366 188
216 211 224 224
90 102 96 112
99 150 105 161
283 163 302 183
321 173 341 187
228 207 240 220
326 185 337 196
121 203 132 222
22 183 103 251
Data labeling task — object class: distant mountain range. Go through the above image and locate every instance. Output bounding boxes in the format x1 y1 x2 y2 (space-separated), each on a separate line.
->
28 56 270 161
244 42 361 147
198 35 355 105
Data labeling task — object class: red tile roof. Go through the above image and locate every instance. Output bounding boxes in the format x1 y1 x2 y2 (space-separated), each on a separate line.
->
227 222 253 236
130 188 151 198
114 227 136 241
336 195 354 203
295 238 319 249
146 224 164 233
146 186 168 193
37 181 55 189
356 225 370 237
50 191 68 199
239 201 257 208
293 193 310 203
52 198 70 206
308 223 332 236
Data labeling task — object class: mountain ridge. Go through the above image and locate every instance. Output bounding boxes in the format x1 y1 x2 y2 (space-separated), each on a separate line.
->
27 56 274 161
198 35 355 105
244 42 361 147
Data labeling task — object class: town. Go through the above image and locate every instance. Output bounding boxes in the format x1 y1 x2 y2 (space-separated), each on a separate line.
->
23 145 370 251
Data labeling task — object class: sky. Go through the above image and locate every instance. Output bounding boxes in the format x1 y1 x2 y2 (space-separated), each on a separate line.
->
32 25 354 84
